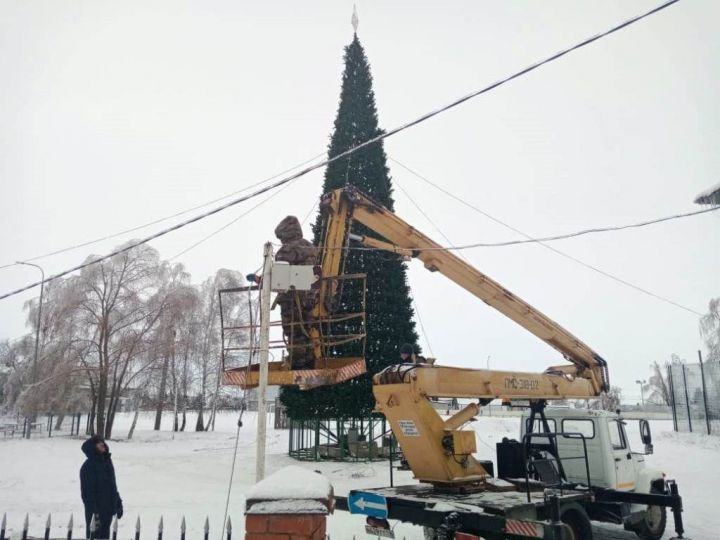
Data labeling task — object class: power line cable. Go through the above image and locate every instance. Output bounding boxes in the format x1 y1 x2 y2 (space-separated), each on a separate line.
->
301 199 319 227
394 179 469 263
389 156 704 316
169 179 298 261
409 288 434 358
0 0 680 301
4 153 326 267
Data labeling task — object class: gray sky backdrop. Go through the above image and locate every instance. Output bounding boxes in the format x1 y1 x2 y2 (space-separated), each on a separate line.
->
1 0 718 402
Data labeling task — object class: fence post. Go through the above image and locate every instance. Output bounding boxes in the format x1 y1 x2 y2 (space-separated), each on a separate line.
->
89 514 96 540
1 512 6 540
203 516 209 540
180 517 186 540
157 516 163 540
681 363 692 432
134 516 141 540
668 364 678 432
22 514 28 540
44 513 51 540
698 350 711 435
48 414 53 438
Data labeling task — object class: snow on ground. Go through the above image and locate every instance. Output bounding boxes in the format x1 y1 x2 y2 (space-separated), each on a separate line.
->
0 412 717 539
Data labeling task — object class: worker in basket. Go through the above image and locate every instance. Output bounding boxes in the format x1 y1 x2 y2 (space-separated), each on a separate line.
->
275 215 317 369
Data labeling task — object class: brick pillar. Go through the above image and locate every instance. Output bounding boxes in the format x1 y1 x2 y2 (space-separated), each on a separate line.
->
245 513 326 540
245 466 333 540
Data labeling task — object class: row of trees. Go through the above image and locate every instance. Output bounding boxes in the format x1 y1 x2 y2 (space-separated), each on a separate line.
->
0 243 247 439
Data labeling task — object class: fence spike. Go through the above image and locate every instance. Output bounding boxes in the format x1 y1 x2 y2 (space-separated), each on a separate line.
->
44 514 51 540
203 516 209 533
135 516 141 532
23 514 29 531
180 517 186 533
68 514 73 530
158 515 163 532
89 514 96 540
1 512 6 540
226 516 232 533
46 514 52 528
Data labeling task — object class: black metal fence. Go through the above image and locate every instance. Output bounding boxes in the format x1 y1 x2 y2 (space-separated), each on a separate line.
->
0 513 225 540
668 352 720 435
0 513 409 540
1 413 85 439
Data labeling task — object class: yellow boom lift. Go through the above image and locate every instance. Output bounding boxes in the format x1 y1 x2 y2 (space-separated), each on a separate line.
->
225 185 609 488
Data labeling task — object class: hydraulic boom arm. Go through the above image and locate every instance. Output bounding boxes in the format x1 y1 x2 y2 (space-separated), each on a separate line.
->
316 186 608 395
313 186 611 487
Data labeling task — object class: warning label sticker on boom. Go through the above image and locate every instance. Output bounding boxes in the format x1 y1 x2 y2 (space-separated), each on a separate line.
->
397 420 420 437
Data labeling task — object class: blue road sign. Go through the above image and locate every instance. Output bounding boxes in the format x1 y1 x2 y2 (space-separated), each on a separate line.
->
348 491 388 519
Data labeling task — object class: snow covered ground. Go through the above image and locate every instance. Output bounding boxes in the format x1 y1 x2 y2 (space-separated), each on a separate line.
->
0 411 717 539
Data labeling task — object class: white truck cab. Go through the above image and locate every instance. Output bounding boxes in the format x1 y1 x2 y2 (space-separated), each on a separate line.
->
521 407 662 493
520 407 668 539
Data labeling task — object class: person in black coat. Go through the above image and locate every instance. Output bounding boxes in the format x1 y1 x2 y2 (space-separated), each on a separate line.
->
80 435 124 538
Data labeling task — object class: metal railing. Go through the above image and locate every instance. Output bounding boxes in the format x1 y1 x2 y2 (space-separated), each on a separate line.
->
0 513 410 540
669 353 720 435
1 513 226 540
522 431 592 502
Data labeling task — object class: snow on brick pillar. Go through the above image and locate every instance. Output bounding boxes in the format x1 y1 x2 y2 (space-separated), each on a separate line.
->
244 465 333 540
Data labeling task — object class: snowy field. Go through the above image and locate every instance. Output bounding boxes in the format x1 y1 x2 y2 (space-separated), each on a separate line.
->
0 411 718 539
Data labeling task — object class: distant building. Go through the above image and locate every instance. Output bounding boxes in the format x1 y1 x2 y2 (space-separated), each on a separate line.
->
694 182 720 205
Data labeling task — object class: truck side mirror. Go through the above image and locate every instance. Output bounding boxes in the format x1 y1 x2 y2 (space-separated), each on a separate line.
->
639 419 653 454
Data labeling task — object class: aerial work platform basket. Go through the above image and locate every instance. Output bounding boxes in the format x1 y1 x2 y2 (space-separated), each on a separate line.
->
220 273 367 390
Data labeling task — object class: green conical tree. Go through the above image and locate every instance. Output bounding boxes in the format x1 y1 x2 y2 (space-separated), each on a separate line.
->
280 35 419 420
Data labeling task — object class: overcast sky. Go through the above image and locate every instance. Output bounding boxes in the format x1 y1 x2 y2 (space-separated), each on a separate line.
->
1 0 718 402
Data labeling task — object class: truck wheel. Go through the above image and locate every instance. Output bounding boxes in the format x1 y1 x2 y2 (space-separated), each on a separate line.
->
633 489 666 540
560 509 593 540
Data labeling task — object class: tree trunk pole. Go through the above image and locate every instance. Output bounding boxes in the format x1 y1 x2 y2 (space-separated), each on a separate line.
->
256 242 274 482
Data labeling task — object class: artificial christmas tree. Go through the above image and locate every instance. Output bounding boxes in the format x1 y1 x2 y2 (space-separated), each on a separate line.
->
280 34 419 421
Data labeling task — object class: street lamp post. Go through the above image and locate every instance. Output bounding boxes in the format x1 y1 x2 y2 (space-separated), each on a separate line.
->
635 379 646 408
16 261 45 439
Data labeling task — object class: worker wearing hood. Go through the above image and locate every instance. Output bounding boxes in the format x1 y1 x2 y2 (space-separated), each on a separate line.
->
80 435 123 538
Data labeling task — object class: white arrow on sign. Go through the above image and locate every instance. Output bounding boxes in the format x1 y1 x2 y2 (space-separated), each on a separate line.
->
353 497 386 512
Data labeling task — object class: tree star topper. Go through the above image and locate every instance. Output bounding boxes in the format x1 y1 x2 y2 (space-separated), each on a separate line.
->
351 5 359 33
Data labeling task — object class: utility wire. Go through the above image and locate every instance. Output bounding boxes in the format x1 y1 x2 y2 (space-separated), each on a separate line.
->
394 179 469 262
169 179 298 261
390 156 705 316
0 0 680 301
301 199 319 227
409 289 435 358
354 204 720 251
4 153 326 267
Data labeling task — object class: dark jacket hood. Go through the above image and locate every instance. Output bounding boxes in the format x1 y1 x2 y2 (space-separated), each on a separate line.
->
82 436 111 459
274 215 303 243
